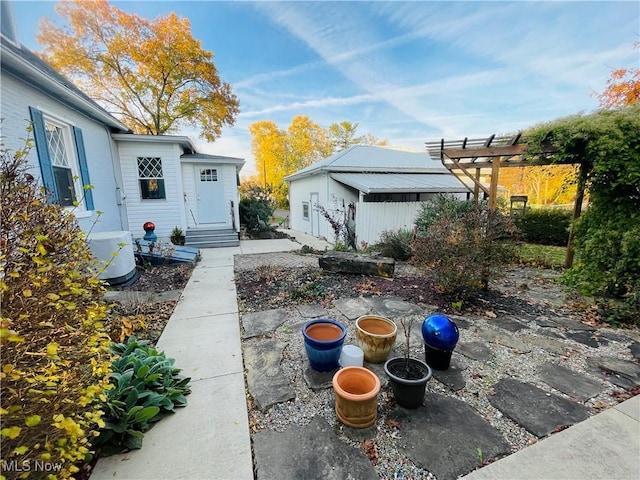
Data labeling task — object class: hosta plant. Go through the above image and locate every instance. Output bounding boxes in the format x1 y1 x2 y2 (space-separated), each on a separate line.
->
94 337 191 455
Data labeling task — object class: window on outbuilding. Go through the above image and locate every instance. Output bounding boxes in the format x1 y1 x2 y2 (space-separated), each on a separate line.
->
29 107 94 210
302 202 310 220
137 157 166 200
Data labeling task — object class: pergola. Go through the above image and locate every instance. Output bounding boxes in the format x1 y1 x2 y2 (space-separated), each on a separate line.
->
425 133 586 268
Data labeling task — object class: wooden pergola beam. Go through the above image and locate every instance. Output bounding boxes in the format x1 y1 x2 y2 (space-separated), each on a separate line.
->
443 144 526 159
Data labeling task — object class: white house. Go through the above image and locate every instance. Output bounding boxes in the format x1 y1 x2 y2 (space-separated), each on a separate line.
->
1 5 243 248
284 145 470 246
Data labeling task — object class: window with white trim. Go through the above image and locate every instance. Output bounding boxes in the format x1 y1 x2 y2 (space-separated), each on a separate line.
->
137 157 166 200
200 168 218 182
29 107 93 210
302 202 310 220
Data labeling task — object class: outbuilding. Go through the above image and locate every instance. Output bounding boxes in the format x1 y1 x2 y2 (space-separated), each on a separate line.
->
285 145 469 246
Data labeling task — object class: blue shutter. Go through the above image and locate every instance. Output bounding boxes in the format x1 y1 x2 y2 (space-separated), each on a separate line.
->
73 126 94 210
28 106 57 203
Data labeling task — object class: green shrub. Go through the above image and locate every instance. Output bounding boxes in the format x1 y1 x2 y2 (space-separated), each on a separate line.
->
170 227 185 246
239 197 274 234
525 104 640 324
411 200 519 296
563 202 640 325
1 135 112 477
94 337 191 456
515 209 571 246
414 194 475 235
373 229 414 261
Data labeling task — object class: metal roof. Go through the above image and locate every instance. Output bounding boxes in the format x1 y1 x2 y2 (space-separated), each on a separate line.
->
285 145 446 181
330 172 469 194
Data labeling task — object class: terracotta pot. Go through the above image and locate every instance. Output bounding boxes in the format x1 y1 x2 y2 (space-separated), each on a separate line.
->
355 315 397 363
332 366 380 429
302 319 346 372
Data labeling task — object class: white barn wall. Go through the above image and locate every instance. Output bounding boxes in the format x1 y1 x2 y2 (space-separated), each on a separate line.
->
1 72 126 233
116 141 185 239
326 179 359 243
355 202 423 246
289 174 327 236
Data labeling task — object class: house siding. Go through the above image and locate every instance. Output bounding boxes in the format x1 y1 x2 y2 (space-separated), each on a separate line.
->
116 140 185 239
0 72 127 233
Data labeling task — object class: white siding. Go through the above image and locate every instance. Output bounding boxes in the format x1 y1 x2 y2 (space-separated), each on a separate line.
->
289 174 362 243
355 202 423 246
1 72 127 233
116 141 185 239
289 174 327 237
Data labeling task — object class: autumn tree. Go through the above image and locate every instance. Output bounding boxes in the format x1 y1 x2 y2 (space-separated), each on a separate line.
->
596 42 640 109
328 121 388 152
248 116 332 206
498 164 578 206
37 0 238 141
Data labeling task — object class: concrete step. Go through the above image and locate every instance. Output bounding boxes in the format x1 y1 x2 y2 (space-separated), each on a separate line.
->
185 228 239 248
186 240 240 248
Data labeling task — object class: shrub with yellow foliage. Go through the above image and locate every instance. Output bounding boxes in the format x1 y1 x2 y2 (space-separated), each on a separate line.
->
1 135 112 479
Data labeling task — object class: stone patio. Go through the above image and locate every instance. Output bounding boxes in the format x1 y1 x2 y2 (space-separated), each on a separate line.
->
241 294 640 479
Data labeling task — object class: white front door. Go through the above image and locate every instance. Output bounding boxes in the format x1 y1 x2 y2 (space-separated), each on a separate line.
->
195 166 226 224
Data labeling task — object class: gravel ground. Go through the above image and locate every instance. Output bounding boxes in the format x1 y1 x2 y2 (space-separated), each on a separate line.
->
237 259 639 479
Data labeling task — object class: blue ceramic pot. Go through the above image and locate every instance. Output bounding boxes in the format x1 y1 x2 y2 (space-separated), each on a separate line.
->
302 319 347 372
421 314 459 350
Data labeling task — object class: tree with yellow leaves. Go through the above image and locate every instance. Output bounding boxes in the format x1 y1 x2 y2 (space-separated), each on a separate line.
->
498 164 578 206
37 0 238 141
249 116 332 206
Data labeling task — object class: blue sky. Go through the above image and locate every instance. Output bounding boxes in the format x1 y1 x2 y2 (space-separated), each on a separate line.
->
10 1 640 178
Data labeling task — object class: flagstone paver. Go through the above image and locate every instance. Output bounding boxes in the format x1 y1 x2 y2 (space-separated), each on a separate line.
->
488 316 528 333
478 328 532 354
332 297 371 320
389 393 511 479
296 304 327 318
457 341 495 362
253 416 379 480
538 363 605 401
432 356 467 391
302 361 337 390
587 356 640 389
489 378 590 437
521 333 569 356
241 308 289 338
243 339 295 410
564 330 609 348
365 296 424 317
534 316 595 331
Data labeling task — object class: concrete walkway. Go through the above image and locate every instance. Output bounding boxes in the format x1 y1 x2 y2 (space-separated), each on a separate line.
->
462 394 640 480
91 234 331 480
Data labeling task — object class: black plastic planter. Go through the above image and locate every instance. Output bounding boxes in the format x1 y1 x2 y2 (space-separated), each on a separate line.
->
383 357 432 409
424 342 453 371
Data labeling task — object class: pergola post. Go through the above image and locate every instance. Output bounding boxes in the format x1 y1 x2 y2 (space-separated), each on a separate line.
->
564 162 587 269
489 156 501 209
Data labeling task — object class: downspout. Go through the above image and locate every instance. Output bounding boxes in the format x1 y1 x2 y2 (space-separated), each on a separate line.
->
105 126 126 230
